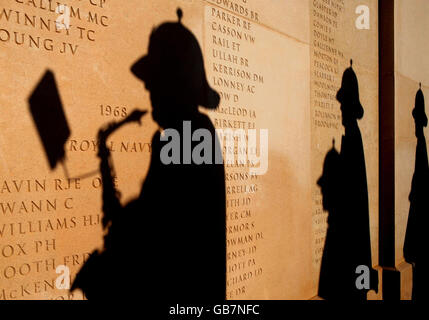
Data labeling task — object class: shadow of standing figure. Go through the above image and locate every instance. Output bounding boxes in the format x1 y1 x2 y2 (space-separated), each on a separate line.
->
318 60 378 300
404 85 429 301
71 8 226 302
317 141 343 300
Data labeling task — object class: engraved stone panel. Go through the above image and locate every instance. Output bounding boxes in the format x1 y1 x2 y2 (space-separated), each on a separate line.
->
0 0 380 300
394 0 429 300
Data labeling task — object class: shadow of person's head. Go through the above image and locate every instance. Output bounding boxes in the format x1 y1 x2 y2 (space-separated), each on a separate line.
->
317 141 341 212
413 85 427 136
131 8 219 128
336 60 364 127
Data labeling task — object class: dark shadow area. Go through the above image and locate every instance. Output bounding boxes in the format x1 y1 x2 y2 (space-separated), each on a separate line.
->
404 85 429 301
71 8 226 302
317 141 342 299
29 70 99 180
318 61 378 300
29 70 70 171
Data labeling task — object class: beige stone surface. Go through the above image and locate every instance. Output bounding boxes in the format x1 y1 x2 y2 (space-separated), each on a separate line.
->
206 0 310 44
310 0 379 298
0 0 195 300
398 261 413 300
394 0 429 271
0 0 380 300
395 0 429 86
204 1 313 299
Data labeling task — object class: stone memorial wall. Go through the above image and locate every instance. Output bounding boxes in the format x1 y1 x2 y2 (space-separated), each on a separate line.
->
392 0 429 300
0 0 393 300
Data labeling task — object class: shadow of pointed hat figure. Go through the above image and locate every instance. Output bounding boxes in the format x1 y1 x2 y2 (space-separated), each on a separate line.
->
318 60 378 300
404 84 429 301
130 8 226 301
336 60 364 126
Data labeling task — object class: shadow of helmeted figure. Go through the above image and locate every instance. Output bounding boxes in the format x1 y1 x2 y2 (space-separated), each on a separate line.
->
71 9 226 302
318 60 378 300
404 85 429 301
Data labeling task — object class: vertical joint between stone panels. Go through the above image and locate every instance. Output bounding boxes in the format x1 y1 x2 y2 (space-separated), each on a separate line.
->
379 0 400 300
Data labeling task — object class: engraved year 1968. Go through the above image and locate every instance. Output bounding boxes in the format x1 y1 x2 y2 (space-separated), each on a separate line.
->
100 104 128 118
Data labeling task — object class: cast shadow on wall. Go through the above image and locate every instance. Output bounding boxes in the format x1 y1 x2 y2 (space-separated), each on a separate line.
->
70 8 227 302
317 61 378 300
28 70 71 175
404 85 429 301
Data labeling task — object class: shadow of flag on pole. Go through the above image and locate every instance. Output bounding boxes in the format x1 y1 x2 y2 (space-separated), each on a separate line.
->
29 70 70 174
